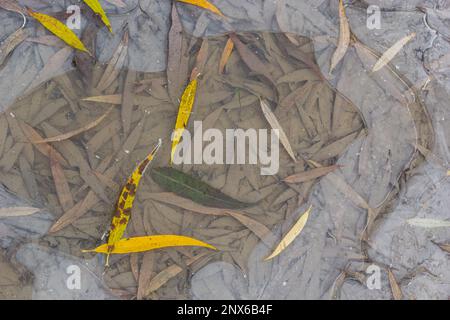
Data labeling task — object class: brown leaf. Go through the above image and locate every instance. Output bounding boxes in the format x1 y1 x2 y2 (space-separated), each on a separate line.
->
387 268 403 300
33 107 112 143
121 70 136 135
284 165 341 184
330 0 350 73
167 3 189 105
50 149 74 212
372 33 416 72
190 39 209 80
0 28 29 66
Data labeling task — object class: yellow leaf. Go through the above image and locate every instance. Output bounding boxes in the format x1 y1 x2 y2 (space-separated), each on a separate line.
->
330 0 350 73
265 205 312 261
105 139 162 265
171 78 198 163
372 32 416 72
83 235 217 254
27 9 91 54
83 0 113 33
176 0 224 17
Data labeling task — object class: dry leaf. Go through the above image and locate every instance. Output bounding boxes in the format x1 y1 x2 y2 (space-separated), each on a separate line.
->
0 206 40 218
83 235 217 253
284 165 340 183
260 99 296 162
387 268 403 300
372 33 416 72
407 218 450 228
191 39 209 80
34 107 112 143
176 0 224 17
27 9 90 54
219 37 234 74
50 149 74 212
0 28 28 66
265 205 312 260
330 0 350 73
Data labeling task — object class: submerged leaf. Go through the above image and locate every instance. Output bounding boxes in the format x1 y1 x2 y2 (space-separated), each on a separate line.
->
27 9 90 54
407 218 450 228
176 0 224 17
387 268 403 300
150 167 255 209
34 107 112 143
330 0 350 73
83 235 217 254
283 165 340 184
219 37 234 74
0 206 40 218
372 32 416 72
106 139 162 265
83 0 113 33
260 99 296 162
171 78 198 163
265 205 312 260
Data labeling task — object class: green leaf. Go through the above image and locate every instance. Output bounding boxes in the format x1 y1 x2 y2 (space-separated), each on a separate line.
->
151 167 255 209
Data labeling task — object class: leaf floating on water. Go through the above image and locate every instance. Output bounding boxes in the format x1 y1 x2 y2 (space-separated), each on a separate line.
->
260 99 296 162
83 235 217 254
150 167 255 209
387 268 403 300
265 205 312 261
372 32 416 72
283 165 341 184
176 0 224 17
106 139 162 265
171 77 198 163
83 0 113 33
0 206 40 218
407 218 450 228
330 0 350 74
33 107 112 143
219 38 234 74
27 9 91 54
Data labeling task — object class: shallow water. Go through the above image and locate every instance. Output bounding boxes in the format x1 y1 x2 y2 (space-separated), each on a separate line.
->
0 0 449 300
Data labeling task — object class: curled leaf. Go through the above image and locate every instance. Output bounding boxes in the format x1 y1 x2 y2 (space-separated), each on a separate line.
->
27 8 91 54
83 235 217 254
372 32 416 72
330 0 350 73
265 205 312 260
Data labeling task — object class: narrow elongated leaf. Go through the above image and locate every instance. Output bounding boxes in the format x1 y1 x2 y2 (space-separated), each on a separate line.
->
219 38 234 74
33 107 112 143
407 218 450 228
260 99 296 162
265 205 312 260
50 149 74 212
372 33 416 72
433 242 450 253
171 78 197 163
0 28 28 66
176 0 224 17
106 139 162 265
0 206 40 217
83 0 113 33
284 165 340 184
330 0 350 73
150 167 255 209
388 268 403 300
83 235 217 254
27 9 90 54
